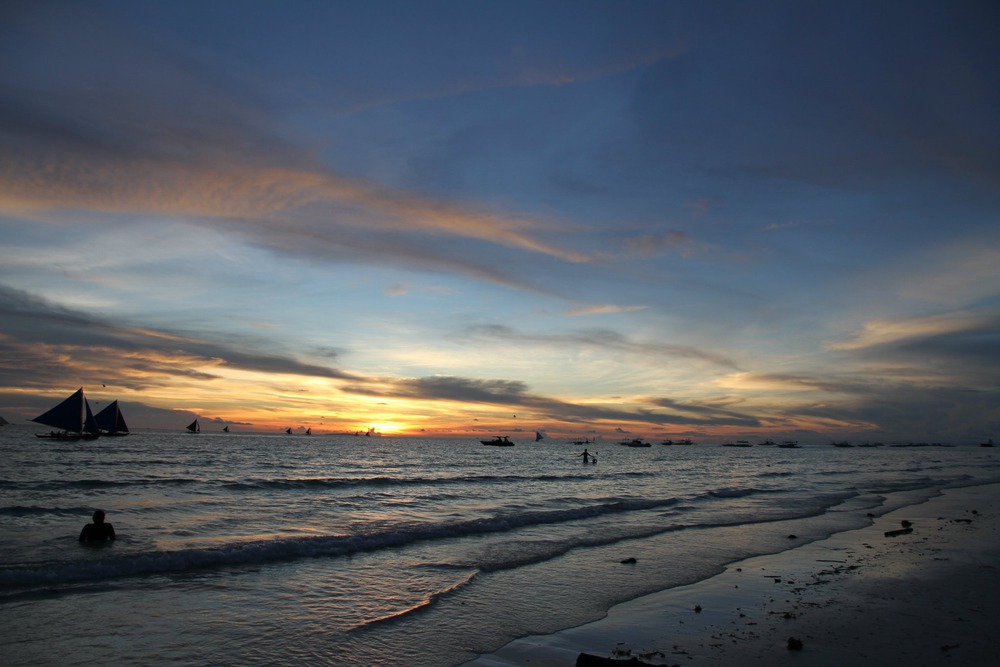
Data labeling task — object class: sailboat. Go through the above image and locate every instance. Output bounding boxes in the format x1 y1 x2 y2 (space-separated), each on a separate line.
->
94 400 129 436
0 416 9 426
535 431 544 442
31 388 101 439
223 425 230 433
186 419 200 433
285 427 292 435
305 427 312 435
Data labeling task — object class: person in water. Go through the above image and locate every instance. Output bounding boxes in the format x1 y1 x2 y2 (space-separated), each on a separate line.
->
579 449 591 463
79 510 116 543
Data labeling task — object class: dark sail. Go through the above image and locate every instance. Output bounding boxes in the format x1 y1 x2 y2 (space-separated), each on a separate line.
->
94 400 129 435
31 388 88 433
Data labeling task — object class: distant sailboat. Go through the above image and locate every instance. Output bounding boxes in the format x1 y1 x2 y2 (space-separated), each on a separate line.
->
31 388 101 439
223 425 230 432
535 431 544 442
0 416 9 426
186 419 200 433
94 400 129 436
305 427 312 435
285 427 292 435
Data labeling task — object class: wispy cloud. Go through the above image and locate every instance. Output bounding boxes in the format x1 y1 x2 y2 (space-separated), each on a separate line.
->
0 284 357 391
465 324 740 369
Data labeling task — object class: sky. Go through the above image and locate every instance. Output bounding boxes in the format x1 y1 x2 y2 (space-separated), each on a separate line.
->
1 0 998 442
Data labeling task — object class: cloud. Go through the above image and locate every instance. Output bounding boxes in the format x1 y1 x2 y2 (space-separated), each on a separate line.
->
341 374 760 428
0 284 356 390
647 396 761 427
831 311 996 352
465 324 740 369
566 304 649 316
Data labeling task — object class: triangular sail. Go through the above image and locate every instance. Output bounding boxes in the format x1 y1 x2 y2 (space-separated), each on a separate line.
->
535 431 544 441
186 419 200 433
83 399 100 434
223 425 230 432
94 401 129 434
31 388 87 432
0 416 9 426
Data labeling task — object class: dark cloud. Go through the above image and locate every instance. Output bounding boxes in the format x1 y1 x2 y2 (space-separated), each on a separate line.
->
342 374 762 428
0 284 356 389
649 397 761 427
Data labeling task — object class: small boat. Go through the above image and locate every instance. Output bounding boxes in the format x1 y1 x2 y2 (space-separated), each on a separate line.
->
0 416 9 426
572 438 593 445
31 388 102 440
778 440 800 448
94 400 129 436
306 427 312 435
724 440 752 447
621 439 651 447
186 419 200 433
758 440 777 446
982 439 995 448
223 425 230 432
285 427 293 435
675 438 694 445
481 436 514 446
831 441 853 448
535 431 544 442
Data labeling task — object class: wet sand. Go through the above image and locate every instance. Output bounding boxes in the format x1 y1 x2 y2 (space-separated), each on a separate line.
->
468 483 1000 666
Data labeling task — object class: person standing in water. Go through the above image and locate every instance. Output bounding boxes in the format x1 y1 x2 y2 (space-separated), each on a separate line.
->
79 510 116 542
578 449 591 464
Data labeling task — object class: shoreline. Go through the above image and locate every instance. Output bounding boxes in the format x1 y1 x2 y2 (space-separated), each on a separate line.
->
467 483 1000 666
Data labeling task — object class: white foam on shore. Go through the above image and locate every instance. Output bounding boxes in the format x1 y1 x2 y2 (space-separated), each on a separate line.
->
468 483 1000 667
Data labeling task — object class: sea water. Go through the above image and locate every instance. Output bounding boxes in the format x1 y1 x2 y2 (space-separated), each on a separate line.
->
1 427 998 666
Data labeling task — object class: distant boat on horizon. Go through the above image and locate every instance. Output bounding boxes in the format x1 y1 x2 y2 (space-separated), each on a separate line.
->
94 400 129 436
31 388 101 440
535 431 544 442
223 425 229 432
0 415 9 426
186 419 200 433
482 436 514 446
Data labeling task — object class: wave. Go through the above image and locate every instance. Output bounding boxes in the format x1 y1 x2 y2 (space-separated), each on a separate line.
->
0 496 681 590
221 470 655 491
0 505 97 517
706 486 783 499
349 572 478 632
1 478 200 492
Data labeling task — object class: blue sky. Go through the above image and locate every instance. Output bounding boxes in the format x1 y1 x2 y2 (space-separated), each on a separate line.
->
1 0 997 442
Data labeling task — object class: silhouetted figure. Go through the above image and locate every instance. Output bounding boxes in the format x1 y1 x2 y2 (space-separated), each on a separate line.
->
79 510 116 543
578 449 591 464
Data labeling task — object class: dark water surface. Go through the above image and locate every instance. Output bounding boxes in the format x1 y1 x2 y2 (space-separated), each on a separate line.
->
2 428 997 666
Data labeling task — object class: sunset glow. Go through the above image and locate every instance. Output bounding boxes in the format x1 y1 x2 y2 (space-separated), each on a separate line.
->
1 1 997 442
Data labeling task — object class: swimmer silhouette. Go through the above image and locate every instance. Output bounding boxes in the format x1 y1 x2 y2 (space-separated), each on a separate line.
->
79 510 116 543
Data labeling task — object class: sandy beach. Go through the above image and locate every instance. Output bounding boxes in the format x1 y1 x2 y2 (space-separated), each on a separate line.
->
469 483 1000 667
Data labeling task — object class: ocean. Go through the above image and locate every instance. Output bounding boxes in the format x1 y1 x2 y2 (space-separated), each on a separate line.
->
2 427 998 666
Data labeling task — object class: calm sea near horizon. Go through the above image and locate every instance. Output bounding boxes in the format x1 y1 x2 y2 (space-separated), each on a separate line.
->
2 426 998 666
